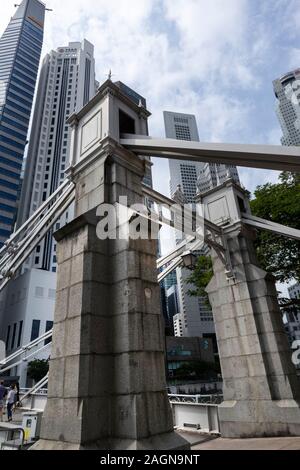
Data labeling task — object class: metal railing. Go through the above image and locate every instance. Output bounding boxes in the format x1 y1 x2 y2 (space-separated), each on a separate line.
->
168 394 223 405
169 395 221 434
19 388 48 396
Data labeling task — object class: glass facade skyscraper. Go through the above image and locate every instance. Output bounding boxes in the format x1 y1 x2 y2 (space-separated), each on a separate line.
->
0 0 45 246
17 40 98 272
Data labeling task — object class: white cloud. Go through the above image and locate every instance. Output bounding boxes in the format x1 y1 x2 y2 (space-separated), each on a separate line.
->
238 168 280 196
0 1 292 212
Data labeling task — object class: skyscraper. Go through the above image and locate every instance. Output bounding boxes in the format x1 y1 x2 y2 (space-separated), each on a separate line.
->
164 111 240 200
164 112 201 202
18 40 97 272
164 111 215 339
164 111 240 340
0 0 45 245
197 162 240 194
273 69 300 146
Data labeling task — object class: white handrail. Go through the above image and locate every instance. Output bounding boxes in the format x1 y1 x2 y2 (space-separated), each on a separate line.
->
0 330 53 367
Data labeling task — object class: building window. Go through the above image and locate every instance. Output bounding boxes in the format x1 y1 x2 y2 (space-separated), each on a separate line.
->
30 320 41 342
174 124 191 141
17 321 23 348
6 325 11 349
48 289 56 299
174 117 189 124
45 321 53 345
35 286 44 298
11 323 17 350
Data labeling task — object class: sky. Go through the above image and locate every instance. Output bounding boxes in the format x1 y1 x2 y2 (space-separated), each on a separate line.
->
0 0 298 293
1 0 299 197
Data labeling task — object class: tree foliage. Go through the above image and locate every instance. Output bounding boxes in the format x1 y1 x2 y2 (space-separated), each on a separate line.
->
27 359 49 383
250 172 300 283
186 255 214 303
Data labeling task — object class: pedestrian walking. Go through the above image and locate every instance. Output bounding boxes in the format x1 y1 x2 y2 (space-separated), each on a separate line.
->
6 385 15 422
0 380 7 422
13 382 20 409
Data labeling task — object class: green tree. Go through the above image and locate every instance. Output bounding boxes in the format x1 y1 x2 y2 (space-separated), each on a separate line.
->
250 172 300 283
27 359 49 383
186 255 214 304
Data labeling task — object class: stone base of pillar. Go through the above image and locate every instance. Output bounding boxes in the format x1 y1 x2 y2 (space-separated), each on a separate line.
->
219 399 300 438
30 431 189 450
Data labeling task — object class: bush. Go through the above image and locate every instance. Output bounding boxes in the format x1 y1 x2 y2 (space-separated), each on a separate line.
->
27 359 49 383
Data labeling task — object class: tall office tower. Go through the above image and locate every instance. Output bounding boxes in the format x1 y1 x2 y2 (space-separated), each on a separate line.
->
18 40 97 272
197 162 240 194
0 0 45 246
164 112 202 202
164 111 240 199
164 111 215 339
273 69 300 146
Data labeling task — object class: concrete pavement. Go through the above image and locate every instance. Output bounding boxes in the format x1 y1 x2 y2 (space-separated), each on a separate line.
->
191 436 300 450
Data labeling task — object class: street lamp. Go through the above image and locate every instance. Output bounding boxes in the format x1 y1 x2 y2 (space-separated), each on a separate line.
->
181 251 197 270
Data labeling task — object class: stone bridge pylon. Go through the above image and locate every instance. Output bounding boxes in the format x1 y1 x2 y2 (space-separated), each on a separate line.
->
32 81 189 450
199 181 300 438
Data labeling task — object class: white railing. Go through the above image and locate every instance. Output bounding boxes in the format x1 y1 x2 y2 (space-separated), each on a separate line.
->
170 401 220 434
19 388 48 396
19 389 48 412
169 394 223 405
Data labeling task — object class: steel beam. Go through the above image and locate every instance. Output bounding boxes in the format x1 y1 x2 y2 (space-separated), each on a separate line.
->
158 256 183 283
122 136 300 172
242 212 300 240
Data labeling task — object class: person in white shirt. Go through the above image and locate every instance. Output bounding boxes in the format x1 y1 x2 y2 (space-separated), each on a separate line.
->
6 385 15 422
0 380 7 422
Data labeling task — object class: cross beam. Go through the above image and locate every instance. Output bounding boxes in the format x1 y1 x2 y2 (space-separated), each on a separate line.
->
241 212 300 240
121 136 300 172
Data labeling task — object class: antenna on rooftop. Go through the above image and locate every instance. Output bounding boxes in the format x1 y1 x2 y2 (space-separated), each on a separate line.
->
106 69 115 81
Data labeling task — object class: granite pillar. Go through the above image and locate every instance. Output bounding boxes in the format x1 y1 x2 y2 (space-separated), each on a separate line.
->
207 222 300 438
32 150 188 450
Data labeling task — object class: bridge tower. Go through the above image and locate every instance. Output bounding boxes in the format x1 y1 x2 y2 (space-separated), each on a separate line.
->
32 80 188 450
199 180 300 438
